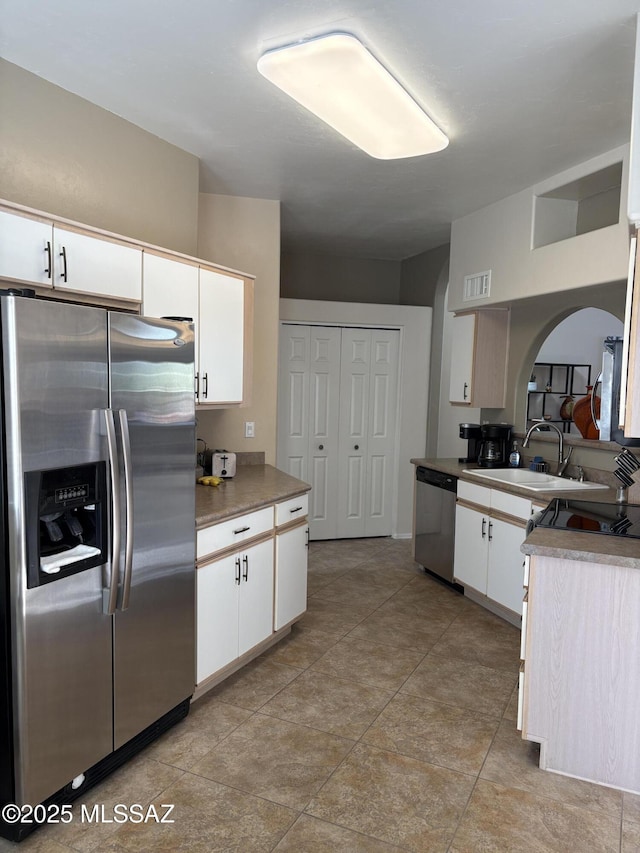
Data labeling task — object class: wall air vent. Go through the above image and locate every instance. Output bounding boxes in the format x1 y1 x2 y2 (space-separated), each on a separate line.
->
463 270 491 302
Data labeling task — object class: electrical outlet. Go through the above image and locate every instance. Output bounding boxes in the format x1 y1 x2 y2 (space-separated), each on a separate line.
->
244 421 255 438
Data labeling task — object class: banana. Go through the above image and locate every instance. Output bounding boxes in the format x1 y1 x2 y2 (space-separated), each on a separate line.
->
197 475 222 487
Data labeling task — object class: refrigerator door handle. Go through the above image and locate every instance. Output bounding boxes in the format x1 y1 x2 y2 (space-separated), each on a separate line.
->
104 408 121 615
118 409 135 611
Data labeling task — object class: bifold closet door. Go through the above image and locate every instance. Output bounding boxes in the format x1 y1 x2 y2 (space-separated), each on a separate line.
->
277 325 341 539
337 328 399 538
278 323 398 540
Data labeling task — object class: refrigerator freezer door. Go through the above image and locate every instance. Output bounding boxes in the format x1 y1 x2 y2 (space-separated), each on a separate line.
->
2 297 113 805
108 314 195 748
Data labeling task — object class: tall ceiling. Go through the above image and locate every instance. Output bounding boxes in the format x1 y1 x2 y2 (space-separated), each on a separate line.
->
1 1 638 260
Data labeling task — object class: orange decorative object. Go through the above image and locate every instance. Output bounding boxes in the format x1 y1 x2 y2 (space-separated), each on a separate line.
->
572 386 600 439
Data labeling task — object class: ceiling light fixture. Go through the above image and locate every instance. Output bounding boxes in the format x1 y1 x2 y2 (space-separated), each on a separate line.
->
257 32 449 160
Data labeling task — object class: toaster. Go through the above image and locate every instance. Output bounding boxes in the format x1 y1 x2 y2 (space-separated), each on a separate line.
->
211 450 236 478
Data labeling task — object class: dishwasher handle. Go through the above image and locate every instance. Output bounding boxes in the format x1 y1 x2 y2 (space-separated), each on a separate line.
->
416 466 458 494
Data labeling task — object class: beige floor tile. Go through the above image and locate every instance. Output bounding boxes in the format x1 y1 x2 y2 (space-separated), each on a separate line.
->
189 713 353 810
210 658 302 710
298 596 375 636
143 695 252 770
362 692 499 775
429 608 521 673
273 814 405 852
92 772 296 852
450 779 621 853
259 624 340 669
401 653 517 717
348 604 454 653
310 635 424 691
261 669 394 739
0 836 75 853
383 583 472 620
36 755 184 852
340 562 417 591
625 792 640 823
480 720 623 817
307 742 475 852
310 576 396 609
623 820 640 852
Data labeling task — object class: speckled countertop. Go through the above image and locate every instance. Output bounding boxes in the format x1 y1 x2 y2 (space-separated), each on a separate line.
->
196 464 310 529
412 457 640 568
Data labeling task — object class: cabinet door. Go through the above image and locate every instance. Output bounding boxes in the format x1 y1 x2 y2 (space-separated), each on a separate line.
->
274 524 308 630
337 328 371 538
0 211 53 287
449 314 475 403
238 538 274 657
53 227 142 301
199 268 244 404
453 503 488 592
142 253 199 324
487 517 526 615
196 555 239 684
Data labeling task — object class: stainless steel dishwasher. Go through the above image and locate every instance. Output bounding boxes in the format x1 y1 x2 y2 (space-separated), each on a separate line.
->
413 466 458 584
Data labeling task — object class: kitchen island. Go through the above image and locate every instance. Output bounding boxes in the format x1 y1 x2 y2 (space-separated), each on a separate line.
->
519 525 640 794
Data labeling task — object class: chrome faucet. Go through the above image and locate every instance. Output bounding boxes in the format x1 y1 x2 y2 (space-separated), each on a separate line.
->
522 420 572 477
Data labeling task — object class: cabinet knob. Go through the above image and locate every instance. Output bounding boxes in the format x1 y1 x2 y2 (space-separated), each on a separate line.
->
354 444 359 450
318 444 324 450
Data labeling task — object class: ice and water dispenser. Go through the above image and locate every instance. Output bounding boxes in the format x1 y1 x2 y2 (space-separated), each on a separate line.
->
24 462 108 588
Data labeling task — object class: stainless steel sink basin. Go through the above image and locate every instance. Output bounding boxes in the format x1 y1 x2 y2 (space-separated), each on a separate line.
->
462 468 609 492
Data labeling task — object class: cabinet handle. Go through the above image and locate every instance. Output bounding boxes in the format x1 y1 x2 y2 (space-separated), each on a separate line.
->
44 241 52 279
233 525 250 535
59 245 68 282
242 554 248 581
488 521 493 542
463 382 468 401
235 557 241 585
305 527 309 549
481 517 486 538
203 372 208 399
195 372 199 398
289 506 303 513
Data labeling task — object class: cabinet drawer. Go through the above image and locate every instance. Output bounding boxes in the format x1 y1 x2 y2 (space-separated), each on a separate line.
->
275 494 309 526
490 489 532 520
197 506 274 559
458 479 491 507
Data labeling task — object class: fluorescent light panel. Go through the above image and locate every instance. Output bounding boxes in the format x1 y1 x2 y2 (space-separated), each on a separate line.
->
257 33 448 160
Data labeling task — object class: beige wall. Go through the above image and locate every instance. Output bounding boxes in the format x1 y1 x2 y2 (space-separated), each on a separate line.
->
197 193 281 465
399 243 449 306
0 59 200 254
448 146 630 312
281 251 401 303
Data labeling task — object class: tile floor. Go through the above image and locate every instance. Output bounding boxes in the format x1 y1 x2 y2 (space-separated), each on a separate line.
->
2 537 639 852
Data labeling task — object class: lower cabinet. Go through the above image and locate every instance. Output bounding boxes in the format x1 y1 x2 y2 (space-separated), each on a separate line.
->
196 493 310 694
196 537 273 684
275 521 308 630
453 481 529 619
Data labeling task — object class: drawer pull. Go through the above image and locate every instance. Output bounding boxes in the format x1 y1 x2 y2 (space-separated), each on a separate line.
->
242 554 248 581
235 557 241 585
233 525 250 535
289 506 303 513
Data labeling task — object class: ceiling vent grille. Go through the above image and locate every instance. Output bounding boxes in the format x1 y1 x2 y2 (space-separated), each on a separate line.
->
463 270 491 301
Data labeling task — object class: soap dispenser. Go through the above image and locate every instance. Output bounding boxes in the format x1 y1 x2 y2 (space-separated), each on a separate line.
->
508 441 521 468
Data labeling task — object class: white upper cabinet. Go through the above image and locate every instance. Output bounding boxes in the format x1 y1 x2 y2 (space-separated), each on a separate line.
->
199 268 246 405
0 211 53 286
449 310 509 408
53 227 141 301
0 208 142 302
142 252 199 323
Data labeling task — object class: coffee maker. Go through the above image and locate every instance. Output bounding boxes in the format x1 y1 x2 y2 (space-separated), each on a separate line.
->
477 423 513 468
458 423 482 464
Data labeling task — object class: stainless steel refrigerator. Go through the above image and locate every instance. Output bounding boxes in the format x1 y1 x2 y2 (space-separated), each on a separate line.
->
0 294 196 841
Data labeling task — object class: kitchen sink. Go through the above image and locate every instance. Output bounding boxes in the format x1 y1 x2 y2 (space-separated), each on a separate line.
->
462 468 609 492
